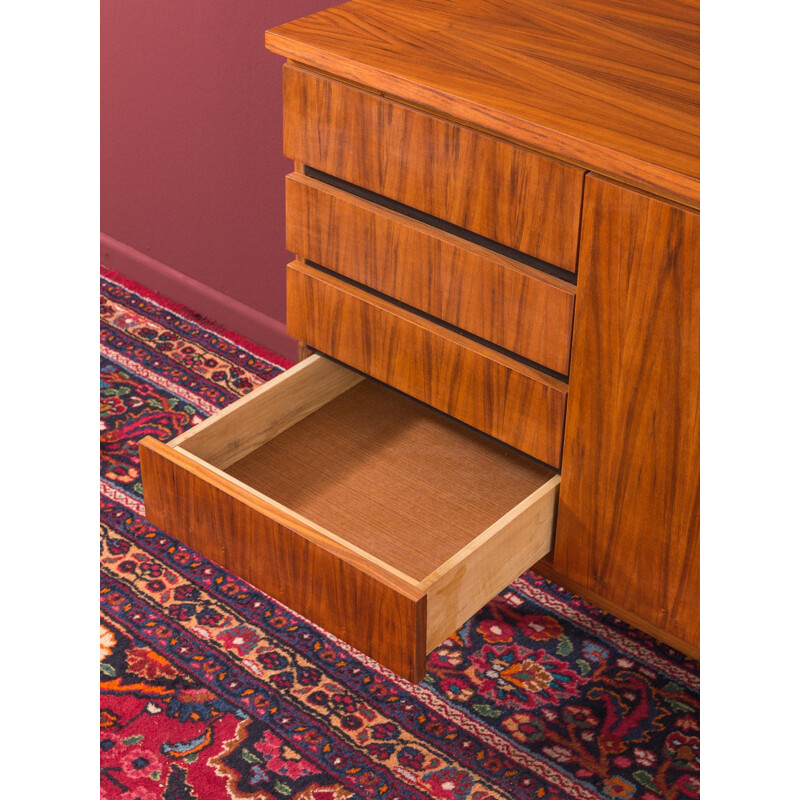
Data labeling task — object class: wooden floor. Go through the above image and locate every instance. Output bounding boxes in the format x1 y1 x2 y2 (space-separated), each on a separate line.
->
225 380 554 580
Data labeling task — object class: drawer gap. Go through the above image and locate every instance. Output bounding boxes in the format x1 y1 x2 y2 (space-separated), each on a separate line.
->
300 345 566 474
302 259 570 384
304 167 578 286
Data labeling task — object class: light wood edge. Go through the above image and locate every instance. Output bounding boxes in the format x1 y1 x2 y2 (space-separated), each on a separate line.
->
169 354 327 447
170 354 363 469
141 435 425 599
420 475 560 652
265 39 699 209
533 555 700 661
286 172 576 295
289 261 569 393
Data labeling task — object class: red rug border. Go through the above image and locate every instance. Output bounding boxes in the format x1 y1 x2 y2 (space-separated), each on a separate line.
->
101 264 296 370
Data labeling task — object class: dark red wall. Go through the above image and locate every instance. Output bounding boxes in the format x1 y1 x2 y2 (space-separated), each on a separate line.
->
101 1 340 359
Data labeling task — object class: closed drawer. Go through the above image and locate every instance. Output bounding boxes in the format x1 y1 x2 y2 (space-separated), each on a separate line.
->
287 261 568 467
284 65 584 272
140 354 559 682
286 172 576 374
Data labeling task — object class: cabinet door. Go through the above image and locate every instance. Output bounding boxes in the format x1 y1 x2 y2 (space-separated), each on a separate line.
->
555 175 699 650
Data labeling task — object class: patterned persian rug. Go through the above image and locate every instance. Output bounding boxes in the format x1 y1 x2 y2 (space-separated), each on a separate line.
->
100 266 699 800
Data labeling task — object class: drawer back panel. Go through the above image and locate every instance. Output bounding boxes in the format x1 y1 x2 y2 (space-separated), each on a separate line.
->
283 65 584 272
286 260 568 468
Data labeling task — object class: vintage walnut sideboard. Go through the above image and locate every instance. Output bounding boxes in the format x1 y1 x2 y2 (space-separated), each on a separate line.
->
139 0 699 682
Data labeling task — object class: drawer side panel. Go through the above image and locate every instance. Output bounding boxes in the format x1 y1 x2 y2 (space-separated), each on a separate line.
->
139 437 428 682
423 476 559 652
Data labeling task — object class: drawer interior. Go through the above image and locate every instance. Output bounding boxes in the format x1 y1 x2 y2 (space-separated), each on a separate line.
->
174 355 555 580
142 355 559 680
223 380 551 581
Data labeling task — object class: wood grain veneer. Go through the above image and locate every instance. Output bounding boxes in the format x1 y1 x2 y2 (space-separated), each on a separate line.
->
283 65 584 271
225 380 554 581
555 175 699 649
266 0 699 207
533 554 699 660
139 436 428 681
286 260 569 467
286 172 575 373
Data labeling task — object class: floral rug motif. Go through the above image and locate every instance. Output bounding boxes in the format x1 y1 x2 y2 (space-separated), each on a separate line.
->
100 267 699 799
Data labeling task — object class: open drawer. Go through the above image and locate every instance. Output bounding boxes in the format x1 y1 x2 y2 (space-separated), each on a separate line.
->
139 355 559 682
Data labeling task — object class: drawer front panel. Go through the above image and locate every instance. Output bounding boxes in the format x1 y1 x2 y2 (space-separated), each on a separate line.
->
286 261 568 467
286 173 575 374
284 65 584 272
140 436 428 681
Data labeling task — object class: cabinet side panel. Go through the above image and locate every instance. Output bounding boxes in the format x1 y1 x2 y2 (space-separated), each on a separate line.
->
139 437 428 682
555 176 699 648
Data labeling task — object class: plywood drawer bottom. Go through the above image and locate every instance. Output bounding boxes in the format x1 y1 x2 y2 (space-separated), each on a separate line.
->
139 355 559 682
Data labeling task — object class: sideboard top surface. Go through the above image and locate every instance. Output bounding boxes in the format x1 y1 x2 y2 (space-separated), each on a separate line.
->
265 0 699 208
